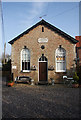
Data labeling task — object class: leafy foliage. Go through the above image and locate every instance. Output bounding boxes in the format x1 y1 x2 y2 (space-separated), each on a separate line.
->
73 72 79 84
8 80 13 83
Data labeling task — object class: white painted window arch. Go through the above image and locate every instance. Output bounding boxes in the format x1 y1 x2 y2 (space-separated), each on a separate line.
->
55 46 66 72
21 47 30 72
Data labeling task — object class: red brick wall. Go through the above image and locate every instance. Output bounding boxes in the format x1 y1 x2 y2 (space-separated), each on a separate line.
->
75 36 81 47
78 49 81 65
75 36 81 66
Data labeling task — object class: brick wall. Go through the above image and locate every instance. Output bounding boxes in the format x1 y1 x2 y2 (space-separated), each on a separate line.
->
11 25 76 83
78 49 81 65
75 36 81 66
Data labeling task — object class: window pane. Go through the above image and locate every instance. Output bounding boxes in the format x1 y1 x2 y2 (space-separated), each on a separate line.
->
57 62 65 71
28 62 30 70
60 62 63 70
63 62 65 70
26 54 30 61
25 62 27 70
22 62 24 70
22 49 30 61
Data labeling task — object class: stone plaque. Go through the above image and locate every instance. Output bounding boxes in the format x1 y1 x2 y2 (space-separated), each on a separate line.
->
38 38 48 43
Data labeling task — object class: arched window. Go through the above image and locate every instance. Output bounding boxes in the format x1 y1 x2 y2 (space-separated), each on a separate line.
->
21 48 30 72
42 27 44 32
55 46 66 72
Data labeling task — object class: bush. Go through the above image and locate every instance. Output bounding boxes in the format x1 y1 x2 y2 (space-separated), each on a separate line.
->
73 72 79 83
8 80 13 83
76 65 81 84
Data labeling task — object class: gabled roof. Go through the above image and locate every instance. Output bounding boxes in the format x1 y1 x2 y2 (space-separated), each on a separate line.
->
8 19 78 44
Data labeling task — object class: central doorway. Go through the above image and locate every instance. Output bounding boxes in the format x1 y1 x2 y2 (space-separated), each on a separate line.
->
38 54 48 82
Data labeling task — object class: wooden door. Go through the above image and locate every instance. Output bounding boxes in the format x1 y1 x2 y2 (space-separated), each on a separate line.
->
39 62 47 81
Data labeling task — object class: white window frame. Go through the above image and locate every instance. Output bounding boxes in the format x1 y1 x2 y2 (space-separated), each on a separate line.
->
55 48 66 72
21 48 30 72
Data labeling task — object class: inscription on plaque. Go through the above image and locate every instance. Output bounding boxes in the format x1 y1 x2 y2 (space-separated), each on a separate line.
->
38 38 48 43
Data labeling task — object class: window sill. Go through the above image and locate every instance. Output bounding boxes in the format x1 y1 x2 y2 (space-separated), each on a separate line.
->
20 70 31 73
56 70 66 72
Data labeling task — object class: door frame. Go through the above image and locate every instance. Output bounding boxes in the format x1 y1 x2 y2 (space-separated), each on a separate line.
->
38 59 48 82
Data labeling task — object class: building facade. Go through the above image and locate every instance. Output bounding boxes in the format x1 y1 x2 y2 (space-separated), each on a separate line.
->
9 20 78 84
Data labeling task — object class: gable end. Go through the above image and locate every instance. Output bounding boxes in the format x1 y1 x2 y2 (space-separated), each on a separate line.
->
8 19 78 45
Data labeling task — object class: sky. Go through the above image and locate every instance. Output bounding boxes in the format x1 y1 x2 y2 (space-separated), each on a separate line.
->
1 1 79 56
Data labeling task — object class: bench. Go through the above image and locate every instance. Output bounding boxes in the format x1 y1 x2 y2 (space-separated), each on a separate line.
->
15 76 32 84
63 76 74 86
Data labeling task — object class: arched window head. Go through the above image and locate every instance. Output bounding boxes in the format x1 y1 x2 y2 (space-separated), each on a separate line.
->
55 46 66 72
21 48 30 72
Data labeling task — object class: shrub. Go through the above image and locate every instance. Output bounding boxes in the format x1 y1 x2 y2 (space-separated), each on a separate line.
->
8 80 13 83
76 65 81 84
73 72 79 83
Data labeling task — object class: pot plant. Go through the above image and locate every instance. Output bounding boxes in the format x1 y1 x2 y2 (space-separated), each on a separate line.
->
7 80 14 87
7 75 14 87
72 72 79 88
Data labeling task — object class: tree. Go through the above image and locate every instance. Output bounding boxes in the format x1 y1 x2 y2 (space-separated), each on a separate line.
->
0 53 11 64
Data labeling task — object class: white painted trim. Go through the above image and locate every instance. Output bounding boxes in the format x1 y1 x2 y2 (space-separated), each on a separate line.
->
56 70 66 72
22 70 31 72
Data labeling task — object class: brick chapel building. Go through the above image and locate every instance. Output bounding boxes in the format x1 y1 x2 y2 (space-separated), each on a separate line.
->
9 19 78 84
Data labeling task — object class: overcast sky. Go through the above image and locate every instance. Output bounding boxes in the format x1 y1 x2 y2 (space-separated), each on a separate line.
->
1 1 79 56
